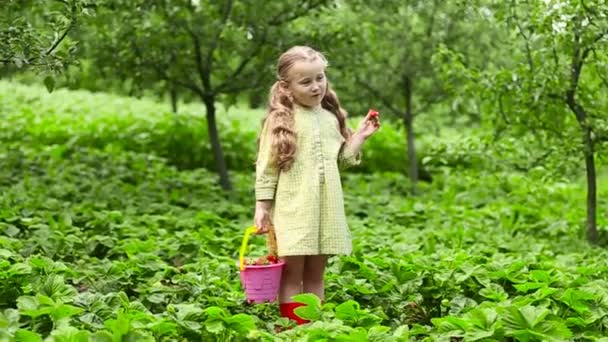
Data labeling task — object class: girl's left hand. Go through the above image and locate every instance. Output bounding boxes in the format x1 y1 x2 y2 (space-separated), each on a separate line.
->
356 109 380 139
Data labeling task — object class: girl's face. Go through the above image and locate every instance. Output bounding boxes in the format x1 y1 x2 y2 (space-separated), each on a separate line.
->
282 59 327 108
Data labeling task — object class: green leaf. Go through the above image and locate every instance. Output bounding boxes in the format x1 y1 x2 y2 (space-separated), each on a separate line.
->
169 303 204 322
557 288 596 315
520 305 550 327
392 325 410 339
17 296 39 311
39 275 77 302
336 327 367 342
335 300 360 321
503 304 571 341
44 76 55 93
204 306 227 320
463 308 503 341
14 330 43 342
291 293 322 309
149 320 178 336
204 320 225 334
0 248 13 258
89 331 113 342
292 293 322 320
51 304 84 322
534 320 573 341
37 295 56 307
103 312 130 339
433 316 468 334
479 283 508 302
225 314 255 335
9 263 32 276
514 282 546 293
48 326 90 342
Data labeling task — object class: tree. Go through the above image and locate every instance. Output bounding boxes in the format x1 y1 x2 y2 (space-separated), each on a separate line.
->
305 0 499 193
439 0 608 243
0 0 93 89
88 0 332 191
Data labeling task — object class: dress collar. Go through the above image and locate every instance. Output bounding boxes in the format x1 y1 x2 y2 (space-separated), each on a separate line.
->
293 103 323 114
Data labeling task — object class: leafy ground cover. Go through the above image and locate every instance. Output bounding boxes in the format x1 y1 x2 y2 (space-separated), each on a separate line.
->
1 82 608 341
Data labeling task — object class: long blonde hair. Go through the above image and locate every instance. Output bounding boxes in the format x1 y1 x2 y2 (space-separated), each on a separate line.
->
257 46 351 172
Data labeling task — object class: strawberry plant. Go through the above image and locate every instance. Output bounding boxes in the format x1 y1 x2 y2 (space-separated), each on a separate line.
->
0 80 607 340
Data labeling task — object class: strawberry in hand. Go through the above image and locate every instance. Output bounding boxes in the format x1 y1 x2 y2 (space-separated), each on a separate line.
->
355 108 381 139
367 109 380 128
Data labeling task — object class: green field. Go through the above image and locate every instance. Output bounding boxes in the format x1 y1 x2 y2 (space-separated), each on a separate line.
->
2 81 608 341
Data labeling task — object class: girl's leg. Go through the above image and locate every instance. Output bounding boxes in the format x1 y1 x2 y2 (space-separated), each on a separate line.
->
279 256 305 303
278 255 309 325
303 255 328 301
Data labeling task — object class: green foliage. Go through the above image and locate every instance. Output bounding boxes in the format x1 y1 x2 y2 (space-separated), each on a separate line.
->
0 0 94 77
435 0 608 158
1 82 608 340
2 0 608 338
85 0 332 103
433 0 608 242
0 80 258 172
0 80 436 175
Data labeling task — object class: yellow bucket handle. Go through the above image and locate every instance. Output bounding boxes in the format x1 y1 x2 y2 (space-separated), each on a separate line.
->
239 226 258 271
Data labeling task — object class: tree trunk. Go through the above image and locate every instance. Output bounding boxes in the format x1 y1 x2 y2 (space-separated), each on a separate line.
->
583 130 598 243
202 95 233 191
170 88 178 113
403 75 418 194
248 90 264 109
566 94 598 244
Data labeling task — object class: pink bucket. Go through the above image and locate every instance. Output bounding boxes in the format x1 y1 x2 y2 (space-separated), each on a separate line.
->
237 227 284 303
238 261 285 303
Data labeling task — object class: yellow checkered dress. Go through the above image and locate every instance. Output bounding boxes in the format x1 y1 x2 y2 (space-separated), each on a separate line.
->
255 104 361 256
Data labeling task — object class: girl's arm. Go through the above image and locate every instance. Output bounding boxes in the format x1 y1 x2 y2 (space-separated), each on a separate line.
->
338 133 364 169
254 120 277 234
339 112 380 168
255 120 279 201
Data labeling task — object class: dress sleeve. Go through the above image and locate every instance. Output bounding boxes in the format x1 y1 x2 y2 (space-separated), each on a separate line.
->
255 120 279 200
338 134 362 170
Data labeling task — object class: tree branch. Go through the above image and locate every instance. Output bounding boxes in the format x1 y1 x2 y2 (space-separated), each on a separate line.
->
355 76 402 117
566 25 586 124
46 21 75 55
592 50 608 89
425 0 439 41
268 0 328 26
219 70 267 94
512 149 554 172
510 0 535 74
0 58 47 67
565 17 596 143
414 92 448 118
585 29 608 54
205 0 234 72
132 39 202 97
185 25 210 93
579 0 602 30
497 92 511 124
215 29 269 94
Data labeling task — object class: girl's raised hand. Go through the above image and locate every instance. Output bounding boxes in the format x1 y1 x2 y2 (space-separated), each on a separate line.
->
356 109 381 139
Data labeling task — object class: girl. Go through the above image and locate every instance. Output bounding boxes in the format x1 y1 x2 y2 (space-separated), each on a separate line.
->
253 45 380 325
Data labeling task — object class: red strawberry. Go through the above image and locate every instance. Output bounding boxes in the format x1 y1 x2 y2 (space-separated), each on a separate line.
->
267 255 278 264
368 109 379 118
